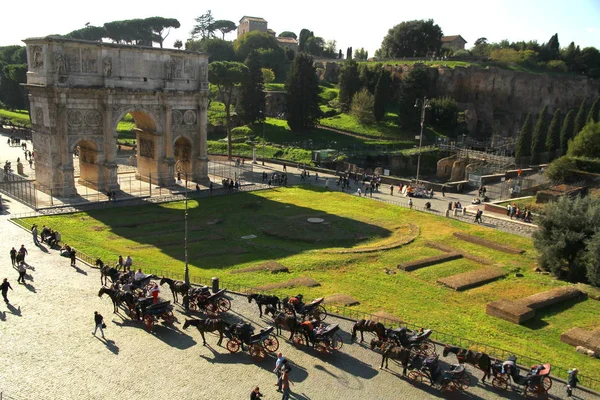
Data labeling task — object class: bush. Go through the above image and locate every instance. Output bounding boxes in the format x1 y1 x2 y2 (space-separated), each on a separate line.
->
546 60 568 73
231 126 253 138
453 49 470 58
545 156 577 183
320 88 338 103
567 122 600 158
350 88 375 124
428 97 458 129
572 156 600 174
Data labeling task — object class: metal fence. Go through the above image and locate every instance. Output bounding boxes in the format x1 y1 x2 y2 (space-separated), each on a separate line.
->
0 169 37 208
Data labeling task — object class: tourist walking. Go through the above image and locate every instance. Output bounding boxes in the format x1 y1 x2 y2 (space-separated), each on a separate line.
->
124 255 133 271
280 364 294 400
408 198 413 209
70 248 77 267
390 185 394 196
1 278 13 303
31 224 39 245
17 262 27 284
566 368 579 398
10 247 17 267
250 386 263 400
92 311 105 338
18 245 28 264
273 353 286 391
474 209 483 224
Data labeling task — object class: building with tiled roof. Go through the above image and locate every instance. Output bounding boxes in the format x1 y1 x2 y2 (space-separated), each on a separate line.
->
238 16 268 40
441 35 467 51
276 36 298 53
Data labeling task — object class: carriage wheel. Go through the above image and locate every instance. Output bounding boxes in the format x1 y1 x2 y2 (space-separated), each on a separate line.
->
205 302 220 315
525 385 548 400
313 305 327 322
217 298 231 312
458 374 471 391
162 310 175 324
292 332 306 347
492 376 509 391
331 333 343 350
408 371 427 385
263 335 280 352
249 344 266 362
189 300 198 311
541 376 552 391
419 341 437 357
316 342 330 355
143 315 154 332
226 339 241 353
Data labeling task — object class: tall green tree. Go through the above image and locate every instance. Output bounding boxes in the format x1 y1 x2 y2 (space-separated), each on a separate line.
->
560 109 576 154
190 10 215 40
587 96 600 124
208 61 249 159
338 60 361 113
515 113 533 161
298 29 313 52
0 46 28 110
539 33 559 61
567 122 600 158
373 68 390 122
585 232 600 287
530 105 548 164
210 20 236 40
285 53 321 132
65 26 107 41
186 38 235 62
380 19 443 58
397 68 431 129
573 99 587 137
238 52 265 125
144 17 181 48
545 109 561 160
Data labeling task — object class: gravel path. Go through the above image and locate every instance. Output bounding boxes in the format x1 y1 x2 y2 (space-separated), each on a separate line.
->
1 216 592 400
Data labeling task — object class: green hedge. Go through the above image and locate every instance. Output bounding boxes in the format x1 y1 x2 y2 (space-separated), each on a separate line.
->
573 157 600 174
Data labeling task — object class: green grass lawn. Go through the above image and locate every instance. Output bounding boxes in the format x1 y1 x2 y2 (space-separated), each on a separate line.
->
15 187 600 380
497 196 545 214
0 109 31 127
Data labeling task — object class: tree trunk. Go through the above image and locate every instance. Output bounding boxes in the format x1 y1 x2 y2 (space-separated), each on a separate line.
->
226 92 232 161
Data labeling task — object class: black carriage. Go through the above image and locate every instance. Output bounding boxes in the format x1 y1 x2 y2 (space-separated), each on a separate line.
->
188 287 231 315
131 298 175 331
285 296 327 322
292 322 344 355
224 323 279 362
407 355 471 393
491 358 552 399
387 327 436 357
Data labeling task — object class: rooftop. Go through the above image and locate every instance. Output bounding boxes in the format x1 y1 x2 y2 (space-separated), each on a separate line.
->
239 16 267 23
441 35 467 43
276 37 298 44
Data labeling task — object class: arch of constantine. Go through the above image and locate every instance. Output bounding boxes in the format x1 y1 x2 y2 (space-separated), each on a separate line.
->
24 36 209 197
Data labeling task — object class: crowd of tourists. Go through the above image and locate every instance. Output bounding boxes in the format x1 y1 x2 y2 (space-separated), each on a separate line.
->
506 203 533 223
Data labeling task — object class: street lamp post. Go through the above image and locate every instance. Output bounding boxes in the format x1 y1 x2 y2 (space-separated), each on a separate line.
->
262 116 265 166
414 96 431 184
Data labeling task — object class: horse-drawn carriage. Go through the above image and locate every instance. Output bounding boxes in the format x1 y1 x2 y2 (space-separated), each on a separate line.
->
491 356 552 399
188 287 231 315
293 322 343 355
407 354 471 392
284 295 327 322
131 298 175 331
224 322 279 362
387 327 436 357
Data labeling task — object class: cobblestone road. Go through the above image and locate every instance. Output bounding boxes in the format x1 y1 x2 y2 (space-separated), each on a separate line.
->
1 216 594 400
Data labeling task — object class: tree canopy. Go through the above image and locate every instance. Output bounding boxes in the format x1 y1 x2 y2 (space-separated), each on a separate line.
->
515 113 533 160
338 60 361 113
190 10 216 40
278 31 297 39
0 46 28 110
285 53 321 132
211 20 236 40
379 19 443 58
567 121 600 158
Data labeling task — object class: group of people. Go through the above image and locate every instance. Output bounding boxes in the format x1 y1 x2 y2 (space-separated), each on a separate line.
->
265 171 288 186
117 254 134 272
37 225 62 248
248 352 294 399
506 203 533 223
222 178 241 191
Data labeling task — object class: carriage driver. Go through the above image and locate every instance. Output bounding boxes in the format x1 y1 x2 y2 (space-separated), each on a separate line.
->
134 268 147 282
501 356 519 380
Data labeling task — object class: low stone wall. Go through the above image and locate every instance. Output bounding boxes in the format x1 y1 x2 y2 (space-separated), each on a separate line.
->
486 299 535 324
560 328 600 353
453 232 525 254
398 253 462 272
517 286 583 310
438 267 507 291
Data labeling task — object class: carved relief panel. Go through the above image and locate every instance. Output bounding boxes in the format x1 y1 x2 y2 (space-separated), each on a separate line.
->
30 45 44 69
172 109 197 130
67 109 103 132
139 138 155 159
81 49 97 74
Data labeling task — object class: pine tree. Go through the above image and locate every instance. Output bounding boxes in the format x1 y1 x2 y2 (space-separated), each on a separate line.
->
238 52 265 125
285 53 321 132
530 105 548 164
515 113 533 162
559 109 576 154
338 59 361 113
545 109 561 161
587 96 600 124
573 99 587 137
373 69 390 122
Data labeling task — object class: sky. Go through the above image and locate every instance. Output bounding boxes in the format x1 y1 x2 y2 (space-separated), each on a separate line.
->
2 0 600 56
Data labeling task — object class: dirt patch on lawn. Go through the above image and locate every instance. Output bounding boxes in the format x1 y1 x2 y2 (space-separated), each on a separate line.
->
453 232 525 254
425 241 494 265
232 261 290 274
324 293 360 306
255 276 320 290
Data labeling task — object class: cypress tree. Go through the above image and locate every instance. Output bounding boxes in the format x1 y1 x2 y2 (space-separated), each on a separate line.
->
285 53 321 132
559 109 576 154
238 52 265 125
338 59 361 113
373 69 389 122
545 109 561 161
530 105 548 164
515 113 533 162
573 99 587 137
587 96 600 124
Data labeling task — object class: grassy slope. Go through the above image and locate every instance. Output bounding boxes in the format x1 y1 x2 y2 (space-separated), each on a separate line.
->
16 187 600 378
0 109 31 127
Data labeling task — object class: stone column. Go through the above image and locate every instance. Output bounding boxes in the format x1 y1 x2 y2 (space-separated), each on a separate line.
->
102 101 119 191
193 95 209 184
162 103 176 186
56 102 76 197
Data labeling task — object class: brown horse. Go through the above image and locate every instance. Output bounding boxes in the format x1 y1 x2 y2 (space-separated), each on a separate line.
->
183 318 230 346
264 304 300 340
98 287 135 314
370 338 412 374
443 344 492 381
351 319 386 343
160 277 190 304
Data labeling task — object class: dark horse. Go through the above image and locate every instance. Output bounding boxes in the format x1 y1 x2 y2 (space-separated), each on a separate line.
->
248 293 280 317
160 277 190 304
351 319 386 343
96 258 121 286
370 338 412 374
183 318 230 346
443 344 492 381
264 304 299 340
98 287 135 314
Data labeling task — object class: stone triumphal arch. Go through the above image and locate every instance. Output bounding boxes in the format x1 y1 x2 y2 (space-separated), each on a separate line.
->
24 36 209 197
